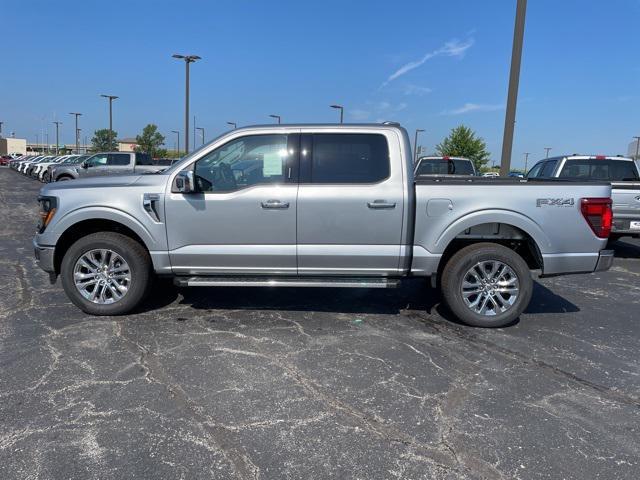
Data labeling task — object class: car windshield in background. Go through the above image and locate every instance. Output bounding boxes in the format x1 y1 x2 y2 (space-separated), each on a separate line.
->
559 159 639 181
416 158 475 175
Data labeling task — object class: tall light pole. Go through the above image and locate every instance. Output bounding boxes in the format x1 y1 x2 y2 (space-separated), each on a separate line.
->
100 95 118 137
172 54 201 154
0 121 3 138
330 104 344 123
499 0 528 177
196 127 205 145
523 152 530 173
77 128 82 153
69 112 82 153
633 136 640 161
227 121 237 129
172 130 180 157
53 121 62 154
414 129 425 164
544 147 552 158
269 114 281 124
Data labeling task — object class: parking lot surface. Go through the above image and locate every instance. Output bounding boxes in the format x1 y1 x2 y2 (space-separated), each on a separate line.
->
0 167 639 479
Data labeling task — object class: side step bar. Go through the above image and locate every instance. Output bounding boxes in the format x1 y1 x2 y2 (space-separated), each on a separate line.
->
173 276 400 289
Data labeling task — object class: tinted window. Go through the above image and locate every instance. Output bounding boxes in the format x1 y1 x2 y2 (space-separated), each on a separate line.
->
310 134 389 183
108 154 130 166
194 134 292 193
559 159 639 181
540 160 558 177
416 158 475 175
526 162 544 178
135 152 153 165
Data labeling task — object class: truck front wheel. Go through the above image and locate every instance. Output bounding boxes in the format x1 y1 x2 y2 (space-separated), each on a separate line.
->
60 232 152 315
440 242 533 327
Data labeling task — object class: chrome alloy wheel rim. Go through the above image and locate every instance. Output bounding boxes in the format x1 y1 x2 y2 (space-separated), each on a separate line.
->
461 260 519 316
73 249 131 304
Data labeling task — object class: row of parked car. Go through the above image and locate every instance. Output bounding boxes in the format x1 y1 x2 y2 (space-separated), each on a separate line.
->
7 152 174 182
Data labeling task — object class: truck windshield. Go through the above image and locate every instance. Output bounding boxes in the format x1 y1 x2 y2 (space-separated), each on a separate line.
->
559 159 639 181
416 158 475 175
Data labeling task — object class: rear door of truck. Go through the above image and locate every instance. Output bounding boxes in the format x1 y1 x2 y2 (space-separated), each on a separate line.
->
296 128 405 276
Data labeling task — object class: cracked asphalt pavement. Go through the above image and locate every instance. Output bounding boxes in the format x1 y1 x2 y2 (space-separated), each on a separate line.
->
1 166 639 479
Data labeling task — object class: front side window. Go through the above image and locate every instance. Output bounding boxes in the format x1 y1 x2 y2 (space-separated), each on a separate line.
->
108 154 130 166
193 134 292 192
539 160 558 177
310 134 390 183
87 154 108 167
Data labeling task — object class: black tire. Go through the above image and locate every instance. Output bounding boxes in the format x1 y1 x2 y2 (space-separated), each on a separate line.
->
56 175 72 181
60 232 152 315
440 242 533 328
43 172 50 183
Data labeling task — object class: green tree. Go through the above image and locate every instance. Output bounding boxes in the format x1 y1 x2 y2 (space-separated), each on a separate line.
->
435 125 490 171
135 124 165 158
91 129 118 152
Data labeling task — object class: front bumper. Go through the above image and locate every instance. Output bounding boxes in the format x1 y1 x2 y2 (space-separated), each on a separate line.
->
33 239 55 274
594 249 614 272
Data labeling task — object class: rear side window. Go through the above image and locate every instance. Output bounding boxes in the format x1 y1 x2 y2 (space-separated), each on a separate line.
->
135 152 153 165
416 158 474 175
108 154 130 166
310 134 389 183
559 159 639 181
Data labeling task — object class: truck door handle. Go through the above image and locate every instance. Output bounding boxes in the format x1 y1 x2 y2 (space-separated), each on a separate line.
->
367 200 396 209
261 199 290 209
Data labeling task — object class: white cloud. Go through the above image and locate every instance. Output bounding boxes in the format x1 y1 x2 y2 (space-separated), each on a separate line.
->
382 38 474 87
349 109 371 121
442 103 504 115
349 101 408 122
403 84 433 96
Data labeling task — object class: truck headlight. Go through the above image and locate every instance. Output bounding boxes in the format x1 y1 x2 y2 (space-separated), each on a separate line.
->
37 196 57 233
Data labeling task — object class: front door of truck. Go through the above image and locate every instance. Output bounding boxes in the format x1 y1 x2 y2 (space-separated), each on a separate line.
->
165 133 299 275
296 131 404 276
82 153 110 177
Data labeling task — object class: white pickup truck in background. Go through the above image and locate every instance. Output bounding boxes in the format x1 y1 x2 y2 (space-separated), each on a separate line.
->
527 155 640 239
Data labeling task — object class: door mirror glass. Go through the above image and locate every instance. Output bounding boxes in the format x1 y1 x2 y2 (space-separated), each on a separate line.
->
172 170 195 193
81 161 88 169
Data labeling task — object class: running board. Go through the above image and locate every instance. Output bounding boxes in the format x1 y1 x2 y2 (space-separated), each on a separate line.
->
173 276 400 289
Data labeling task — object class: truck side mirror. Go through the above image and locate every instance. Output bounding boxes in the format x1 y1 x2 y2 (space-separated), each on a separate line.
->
172 170 195 193
81 161 88 169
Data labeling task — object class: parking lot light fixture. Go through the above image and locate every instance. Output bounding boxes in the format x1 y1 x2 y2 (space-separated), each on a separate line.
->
524 152 530 172
269 114 281 124
633 136 640 161
100 95 118 135
172 54 201 154
0 121 3 138
544 147 552 158
330 104 344 123
69 112 82 153
414 129 425 164
171 130 180 157
227 122 237 129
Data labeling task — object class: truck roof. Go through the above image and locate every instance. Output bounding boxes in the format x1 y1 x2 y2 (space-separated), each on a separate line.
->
231 122 404 131
546 155 634 162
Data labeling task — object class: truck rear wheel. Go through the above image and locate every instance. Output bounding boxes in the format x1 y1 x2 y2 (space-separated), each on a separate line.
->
440 242 533 327
60 232 152 315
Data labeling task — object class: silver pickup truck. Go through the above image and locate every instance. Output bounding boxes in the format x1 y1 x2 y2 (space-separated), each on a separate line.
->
51 151 160 181
33 123 614 327
527 155 640 239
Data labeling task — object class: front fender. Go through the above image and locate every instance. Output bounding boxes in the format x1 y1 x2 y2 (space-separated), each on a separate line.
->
434 209 552 254
42 206 161 251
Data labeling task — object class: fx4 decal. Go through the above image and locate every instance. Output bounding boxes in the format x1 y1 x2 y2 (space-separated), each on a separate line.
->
536 198 575 207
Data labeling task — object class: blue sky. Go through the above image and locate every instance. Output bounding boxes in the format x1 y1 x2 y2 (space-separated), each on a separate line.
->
2 0 639 167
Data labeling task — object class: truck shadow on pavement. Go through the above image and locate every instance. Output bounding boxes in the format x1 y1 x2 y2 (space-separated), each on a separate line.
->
140 277 579 324
609 238 640 259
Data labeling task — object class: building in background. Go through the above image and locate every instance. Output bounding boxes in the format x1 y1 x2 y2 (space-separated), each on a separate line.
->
117 138 138 152
628 138 640 160
0 138 27 155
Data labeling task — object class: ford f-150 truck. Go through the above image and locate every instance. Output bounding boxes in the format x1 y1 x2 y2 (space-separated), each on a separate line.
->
527 155 640 239
51 151 160 181
34 123 614 327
